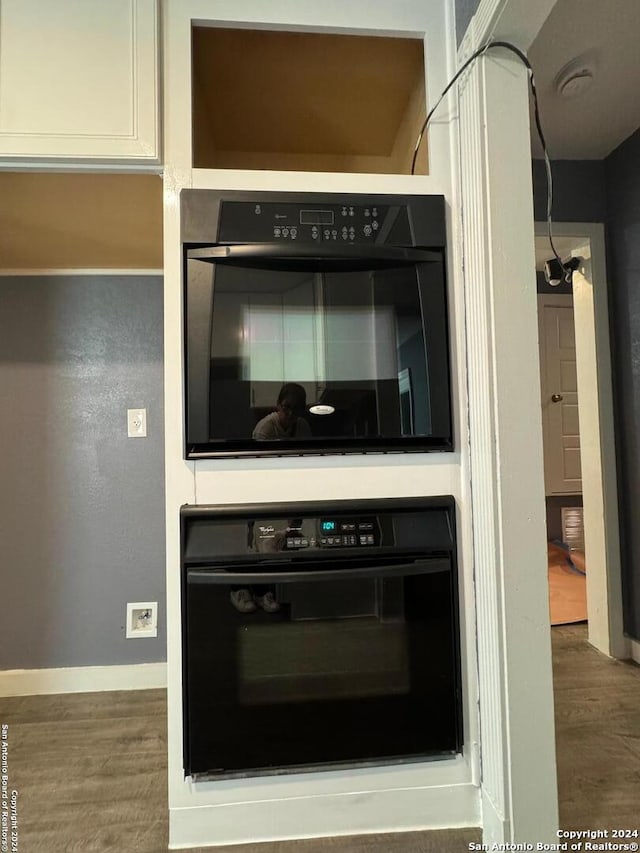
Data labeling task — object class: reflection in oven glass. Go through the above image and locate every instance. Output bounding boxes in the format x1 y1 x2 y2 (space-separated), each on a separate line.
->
209 266 433 441
239 619 409 705
237 578 409 705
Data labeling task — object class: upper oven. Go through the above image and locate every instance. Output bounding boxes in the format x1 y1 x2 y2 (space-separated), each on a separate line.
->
181 190 452 459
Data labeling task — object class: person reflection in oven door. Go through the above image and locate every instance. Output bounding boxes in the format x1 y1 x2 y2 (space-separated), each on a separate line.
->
229 519 289 614
252 383 311 440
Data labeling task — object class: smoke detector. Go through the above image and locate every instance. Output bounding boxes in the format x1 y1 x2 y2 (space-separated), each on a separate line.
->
555 58 595 99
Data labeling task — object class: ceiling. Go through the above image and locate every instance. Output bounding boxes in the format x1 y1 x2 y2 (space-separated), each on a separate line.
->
527 0 640 159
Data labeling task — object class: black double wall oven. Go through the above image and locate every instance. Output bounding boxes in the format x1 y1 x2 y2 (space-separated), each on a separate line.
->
181 498 462 779
182 190 452 459
180 191 462 779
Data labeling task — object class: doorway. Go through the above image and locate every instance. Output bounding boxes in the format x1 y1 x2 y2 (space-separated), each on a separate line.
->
535 222 626 659
538 289 586 626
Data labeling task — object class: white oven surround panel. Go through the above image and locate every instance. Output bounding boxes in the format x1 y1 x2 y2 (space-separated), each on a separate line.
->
171 770 479 850
163 0 476 846
193 456 460 505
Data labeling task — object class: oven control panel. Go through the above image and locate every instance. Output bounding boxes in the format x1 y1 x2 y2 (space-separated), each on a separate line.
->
283 517 380 550
181 500 455 562
217 200 412 246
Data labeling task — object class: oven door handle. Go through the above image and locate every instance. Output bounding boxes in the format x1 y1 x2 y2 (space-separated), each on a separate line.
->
186 558 450 585
186 244 441 265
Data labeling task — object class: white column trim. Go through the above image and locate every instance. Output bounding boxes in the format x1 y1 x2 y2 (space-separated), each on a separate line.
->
458 51 509 838
458 0 557 59
458 42 558 846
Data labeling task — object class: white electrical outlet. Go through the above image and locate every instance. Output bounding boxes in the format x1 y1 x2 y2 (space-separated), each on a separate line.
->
125 601 158 638
127 408 147 438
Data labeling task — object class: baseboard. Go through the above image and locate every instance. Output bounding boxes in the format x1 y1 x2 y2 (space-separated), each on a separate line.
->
0 662 167 697
631 639 640 665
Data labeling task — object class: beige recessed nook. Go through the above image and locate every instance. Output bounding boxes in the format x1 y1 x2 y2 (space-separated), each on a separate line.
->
191 26 429 175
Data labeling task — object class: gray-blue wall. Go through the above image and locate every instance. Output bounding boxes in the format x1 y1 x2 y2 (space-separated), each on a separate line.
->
532 159 607 224
0 274 165 668
604 128 640 640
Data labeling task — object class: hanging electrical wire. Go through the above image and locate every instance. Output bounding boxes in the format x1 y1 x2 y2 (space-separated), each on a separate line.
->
411 40 565 275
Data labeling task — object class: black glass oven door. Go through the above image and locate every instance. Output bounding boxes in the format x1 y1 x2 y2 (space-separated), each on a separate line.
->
184 245 451 455
183 557 461 778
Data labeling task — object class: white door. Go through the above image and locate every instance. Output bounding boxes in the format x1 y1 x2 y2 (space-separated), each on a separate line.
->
539 295 582 494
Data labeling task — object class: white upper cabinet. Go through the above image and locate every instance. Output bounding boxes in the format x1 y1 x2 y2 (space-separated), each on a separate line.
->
0 0 159 163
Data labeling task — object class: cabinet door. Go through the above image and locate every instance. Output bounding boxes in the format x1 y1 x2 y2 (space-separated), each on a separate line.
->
0 0 158 162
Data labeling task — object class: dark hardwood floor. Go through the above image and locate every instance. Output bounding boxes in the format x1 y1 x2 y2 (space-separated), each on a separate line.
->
552 624 640 831
0 623 637 851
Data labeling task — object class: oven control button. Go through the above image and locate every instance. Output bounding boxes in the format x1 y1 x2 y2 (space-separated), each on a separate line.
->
364 208 370 217
372 220 379 230
290 227 297 239
287 539 295 548
341 206 348 216
274 227 281 237
359 522 374 531
341 523 356 531
300 538 308 547
320 537 328 545
363 224 372 237
282 228 290 238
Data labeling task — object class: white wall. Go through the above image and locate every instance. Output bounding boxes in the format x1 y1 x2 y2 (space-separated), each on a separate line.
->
163 1 478 848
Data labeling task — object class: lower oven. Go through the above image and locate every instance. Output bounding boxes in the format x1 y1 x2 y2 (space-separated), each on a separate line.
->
181 497 462 779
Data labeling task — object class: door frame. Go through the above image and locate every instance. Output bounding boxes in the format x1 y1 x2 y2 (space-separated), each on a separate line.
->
535 222 625 659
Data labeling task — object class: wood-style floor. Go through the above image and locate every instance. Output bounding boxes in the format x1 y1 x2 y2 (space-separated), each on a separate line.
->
552 624 640 830
0 624 638 851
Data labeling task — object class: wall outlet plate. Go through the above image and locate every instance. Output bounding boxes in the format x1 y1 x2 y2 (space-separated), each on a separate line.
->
126 601 158 638
127 408 147 437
